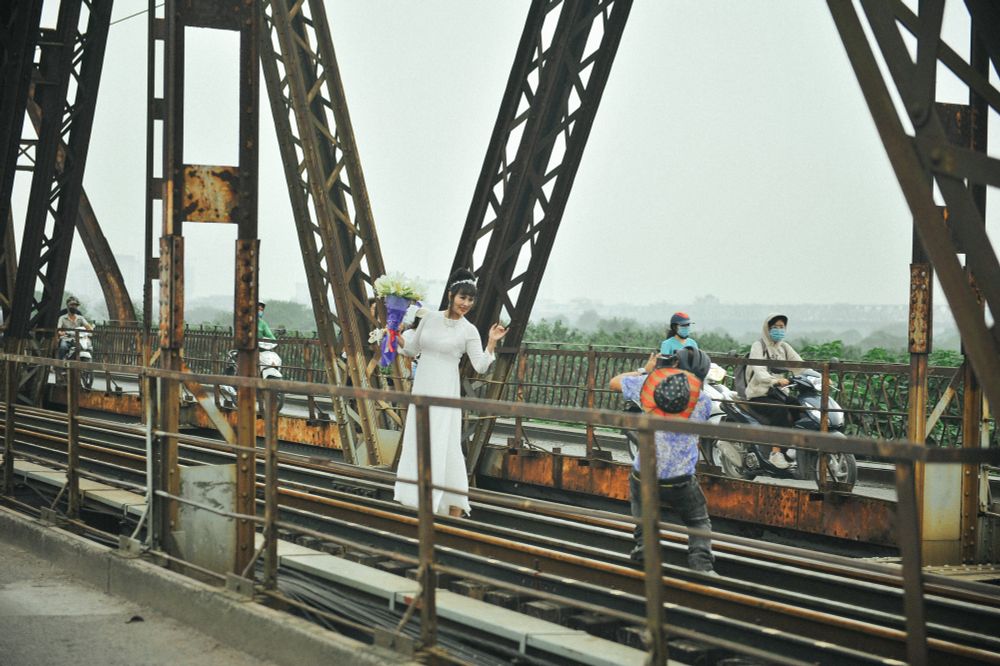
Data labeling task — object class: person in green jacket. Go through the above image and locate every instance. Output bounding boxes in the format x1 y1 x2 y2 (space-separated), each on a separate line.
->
257 302 276 340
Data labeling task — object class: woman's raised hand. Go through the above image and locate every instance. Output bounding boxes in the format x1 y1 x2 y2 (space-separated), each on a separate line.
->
488 323 508 342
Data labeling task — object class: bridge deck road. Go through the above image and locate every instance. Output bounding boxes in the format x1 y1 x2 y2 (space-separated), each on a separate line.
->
0 537 278 666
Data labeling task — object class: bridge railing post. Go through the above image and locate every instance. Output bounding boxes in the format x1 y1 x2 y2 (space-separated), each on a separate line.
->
512 350 528 449
66 365 80 519
585 348 596 457
414 404 437 651
143 374 157 549
263 389 279 590
3 359 15 494
818 362 832 486
895 459 928 665
638 426 666 665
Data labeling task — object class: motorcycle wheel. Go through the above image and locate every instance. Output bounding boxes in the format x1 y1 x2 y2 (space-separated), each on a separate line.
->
713 440 750 478
257 378 284 414
816 451 858 487
707 416 751 478
81 371 93 390
623 429 638 461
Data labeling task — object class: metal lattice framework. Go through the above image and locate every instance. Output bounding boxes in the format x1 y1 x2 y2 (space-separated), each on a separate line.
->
260 0 396 467
450 0 632 471
0 1 42 314
5 0 112 404
828 0 1000 423
23 90 135 323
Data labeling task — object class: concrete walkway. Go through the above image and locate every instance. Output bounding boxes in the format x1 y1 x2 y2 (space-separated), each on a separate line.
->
0 538 277 666
0 507 410 666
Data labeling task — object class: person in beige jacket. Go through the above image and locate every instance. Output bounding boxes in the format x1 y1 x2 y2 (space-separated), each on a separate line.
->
745 313 803 469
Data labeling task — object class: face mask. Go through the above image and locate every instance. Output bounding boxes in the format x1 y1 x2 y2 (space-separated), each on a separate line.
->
677 325 690 338
68 307 79 315
769 327 786 342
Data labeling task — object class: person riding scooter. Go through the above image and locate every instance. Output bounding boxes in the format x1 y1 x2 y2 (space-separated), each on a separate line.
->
710 368 858 486
57 297 94 360
744 313 803 469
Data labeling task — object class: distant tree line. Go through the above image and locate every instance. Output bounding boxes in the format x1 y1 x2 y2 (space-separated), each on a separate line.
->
523 317 963 367
121 299 963 367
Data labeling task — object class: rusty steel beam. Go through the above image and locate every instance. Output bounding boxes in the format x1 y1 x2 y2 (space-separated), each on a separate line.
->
23 91 135 323
7 0 112 407
481 447 898 546
9 0 112 336
961 20 990 563
153 0 261 578
142 1 162 339
0 1 42 316
829 0 1000 417
1 209 15 314
259 0 395 467
451 0 633 473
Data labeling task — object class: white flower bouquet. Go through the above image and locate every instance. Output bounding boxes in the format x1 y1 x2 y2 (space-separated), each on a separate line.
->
373 272 426 366
373 272 425 302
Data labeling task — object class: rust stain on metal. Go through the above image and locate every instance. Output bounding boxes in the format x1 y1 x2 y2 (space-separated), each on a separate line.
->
491 449 897 546
55 389 341 450
67 388 143 416
908 263 931 354
183 165 239 223
56 384 898 546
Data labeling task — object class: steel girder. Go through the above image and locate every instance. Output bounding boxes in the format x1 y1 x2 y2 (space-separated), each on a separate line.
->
0 1 42 315
450 0 632 473
827 0 1000 423
260 0 396 467
23 91 135 323
7 0 112 407
150 0 261 576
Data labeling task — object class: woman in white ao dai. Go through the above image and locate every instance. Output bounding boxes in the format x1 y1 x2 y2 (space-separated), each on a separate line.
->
393 270 506 516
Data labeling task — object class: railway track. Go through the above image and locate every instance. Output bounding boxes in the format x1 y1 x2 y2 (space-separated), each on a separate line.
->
3 405 1000 664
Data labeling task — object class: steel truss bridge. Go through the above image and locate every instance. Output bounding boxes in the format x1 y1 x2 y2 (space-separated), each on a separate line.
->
2 1 1000 664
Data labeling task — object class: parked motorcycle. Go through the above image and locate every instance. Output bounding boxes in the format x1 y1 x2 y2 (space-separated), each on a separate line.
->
219 340 285 412
60 331 94 390
705 368 857 488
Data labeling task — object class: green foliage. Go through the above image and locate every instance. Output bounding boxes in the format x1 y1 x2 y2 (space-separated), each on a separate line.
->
928 348 963 367
524 317 742 353
860 347 907 363
180 300 317 335
798 339 846 361
260 300 317 335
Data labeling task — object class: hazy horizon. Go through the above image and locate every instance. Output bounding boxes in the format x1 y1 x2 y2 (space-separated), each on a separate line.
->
10 2 998 333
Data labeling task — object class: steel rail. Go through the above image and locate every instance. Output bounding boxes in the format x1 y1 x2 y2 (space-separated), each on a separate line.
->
4 408 999 663
6 405 999 619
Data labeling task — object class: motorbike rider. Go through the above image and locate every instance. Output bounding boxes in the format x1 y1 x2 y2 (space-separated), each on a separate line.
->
659 311 698 355
57 297 93 359
257 302 276 341
610 348 716 575
744 313 803 469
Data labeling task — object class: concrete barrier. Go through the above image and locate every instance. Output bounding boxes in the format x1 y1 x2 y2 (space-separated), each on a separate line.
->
0 507 414 666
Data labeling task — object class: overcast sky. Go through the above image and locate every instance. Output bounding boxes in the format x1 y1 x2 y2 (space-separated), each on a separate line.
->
13 1 998 317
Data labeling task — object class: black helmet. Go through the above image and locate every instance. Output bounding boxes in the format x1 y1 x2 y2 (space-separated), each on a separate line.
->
675 347 710 381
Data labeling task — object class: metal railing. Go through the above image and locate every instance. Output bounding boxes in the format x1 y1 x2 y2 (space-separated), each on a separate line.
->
82 324 996 449
2 351 998 664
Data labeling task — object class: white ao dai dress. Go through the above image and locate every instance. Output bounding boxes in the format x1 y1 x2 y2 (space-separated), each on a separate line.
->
393 310 495 515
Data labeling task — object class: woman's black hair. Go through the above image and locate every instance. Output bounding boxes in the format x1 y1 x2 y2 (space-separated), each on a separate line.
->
447 268 478 299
